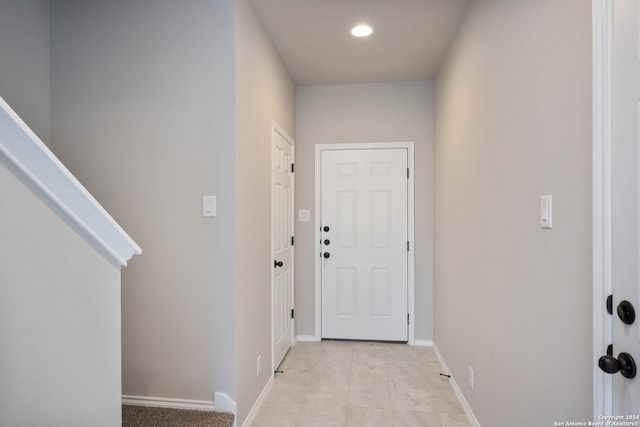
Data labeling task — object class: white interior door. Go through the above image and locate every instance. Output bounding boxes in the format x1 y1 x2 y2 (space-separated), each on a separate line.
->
321 148 408 341
608 0 640 415
272 124 294 369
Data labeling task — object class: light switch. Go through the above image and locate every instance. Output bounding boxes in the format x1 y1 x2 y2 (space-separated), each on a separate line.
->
203 195 216 218
540 195 552 229
298 210 310 222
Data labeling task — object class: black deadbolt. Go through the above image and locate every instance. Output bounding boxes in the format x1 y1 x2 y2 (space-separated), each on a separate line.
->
323 252 330 259
323 226 330 232
617 300 636 325
598 352 637 379
324 239 330 245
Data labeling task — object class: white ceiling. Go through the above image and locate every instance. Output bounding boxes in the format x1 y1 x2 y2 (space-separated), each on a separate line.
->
249 0 470 85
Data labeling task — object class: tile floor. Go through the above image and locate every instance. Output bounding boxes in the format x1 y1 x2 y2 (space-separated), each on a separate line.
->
251 341 471 427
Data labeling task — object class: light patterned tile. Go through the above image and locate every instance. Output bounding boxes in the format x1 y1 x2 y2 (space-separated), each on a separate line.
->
389 375 436 412
250 342 470 427
392 409 444 427
346 406 392 427
297 403 347 427
348 378 391 409
251 398 303 427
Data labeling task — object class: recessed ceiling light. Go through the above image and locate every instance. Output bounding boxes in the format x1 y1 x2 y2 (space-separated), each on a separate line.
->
351 24 373 38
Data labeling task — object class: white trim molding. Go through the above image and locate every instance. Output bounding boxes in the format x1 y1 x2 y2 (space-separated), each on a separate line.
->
0 96 141 267
592 0 613 419
214 392 237 415
432 344 481 427
122 395 215 412
410 339 433 347
296 335 321 342
241 375 274 427
314 142 416 343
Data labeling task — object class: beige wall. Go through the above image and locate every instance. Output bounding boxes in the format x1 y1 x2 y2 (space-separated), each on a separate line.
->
51 0 238 404
434 0 592 425
0 0 50 144
50 0 295 420
0 161 122 427
295 81 435 340
235 0 296 423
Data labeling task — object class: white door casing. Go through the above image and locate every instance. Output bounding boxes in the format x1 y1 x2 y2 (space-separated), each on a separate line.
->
315 143 415 342
610 0 640 415
593 0 640 418
272 121 294 370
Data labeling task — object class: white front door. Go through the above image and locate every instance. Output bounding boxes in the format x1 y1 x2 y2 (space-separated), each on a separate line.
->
320 148 408 341
609 0 640 415
272 123 294 369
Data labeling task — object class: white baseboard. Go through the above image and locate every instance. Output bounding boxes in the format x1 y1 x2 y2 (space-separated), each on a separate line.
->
241 374 274 427
410 339 433 347
214 391 236 414
122 395 215 411
432 343 481 427
296 334 321 342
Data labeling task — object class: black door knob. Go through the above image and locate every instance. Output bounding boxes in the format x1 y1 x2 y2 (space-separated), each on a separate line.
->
274 260 283 268
323 252 330 259
617 300 636 325
323 226 330 232
324 239 330 245
598 352 637 379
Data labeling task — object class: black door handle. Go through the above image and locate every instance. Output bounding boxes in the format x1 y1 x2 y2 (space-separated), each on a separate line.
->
323 226 330 232
323 252 330 259
617 300 636 325
324 239 330 245
598 352 637 379
274 260 283 268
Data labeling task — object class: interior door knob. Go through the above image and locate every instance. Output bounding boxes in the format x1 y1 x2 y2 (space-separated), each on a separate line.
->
323 226 330 232
617 300 636 325
598 352 637 379
324 239 330 245
323 252 330 259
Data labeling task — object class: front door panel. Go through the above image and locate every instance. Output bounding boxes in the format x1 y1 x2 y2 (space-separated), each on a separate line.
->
611 0 640 415
321 148 408 341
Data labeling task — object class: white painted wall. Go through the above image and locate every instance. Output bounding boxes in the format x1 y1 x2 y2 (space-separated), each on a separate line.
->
295 81 435 340
50 1 294 420
434 0 592 425
235 0 295 423
0 160 122 427
51 0 238 405
0 0 51 144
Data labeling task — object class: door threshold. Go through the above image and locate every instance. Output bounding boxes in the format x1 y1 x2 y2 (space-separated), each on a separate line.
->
320 338 408 345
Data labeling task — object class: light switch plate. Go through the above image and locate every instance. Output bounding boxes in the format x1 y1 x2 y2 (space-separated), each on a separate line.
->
203 195 216 218
298 210 310 222
540 195 552 229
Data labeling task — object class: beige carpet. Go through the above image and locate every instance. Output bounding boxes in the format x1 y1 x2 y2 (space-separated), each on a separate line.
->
122 405 234 427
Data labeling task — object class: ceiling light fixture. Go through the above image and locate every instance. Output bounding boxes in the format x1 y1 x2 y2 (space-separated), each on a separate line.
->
351 24 373 38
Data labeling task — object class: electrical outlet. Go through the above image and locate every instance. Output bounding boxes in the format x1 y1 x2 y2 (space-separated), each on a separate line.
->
468 366 474 390
256 355 262 377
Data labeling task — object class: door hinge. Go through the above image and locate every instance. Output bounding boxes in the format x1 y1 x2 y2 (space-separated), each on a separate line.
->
407 313 410 325
291 309 295 319
407 241 410 252
291 236 295 246
407 168 410 179
291 163 295 173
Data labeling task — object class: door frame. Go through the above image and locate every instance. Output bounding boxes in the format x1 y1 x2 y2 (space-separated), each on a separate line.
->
593 0 613 417
314 142 416 343
271 120 295 372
